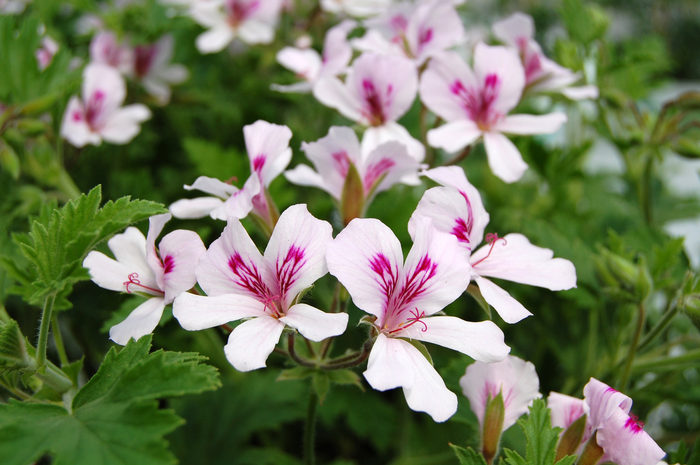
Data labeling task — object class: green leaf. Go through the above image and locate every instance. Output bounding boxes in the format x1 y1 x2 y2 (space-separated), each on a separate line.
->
276 366 316 382
182 137 249 180
450 444 488 465
0 335 220 465
327 369 364 390
313 371 331 403
503 399 567 465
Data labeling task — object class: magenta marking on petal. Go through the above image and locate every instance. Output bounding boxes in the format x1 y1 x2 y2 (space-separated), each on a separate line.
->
369 253 399 302
383 254 438 329
134 44 158 78
418 28 433 53
332 151 350 178
363 157 395 193
163 255 175 274
625 414 644 433
472 233 507 267
228 253 272 301
85 90 106 130
275 245 307 300
389 14 408 34
252 155 266 174
361 79 386 127
524 52 542 84
72 110 84 122
225 0 259 26
605 387 618 393
450 75 503 129
450 190 475 249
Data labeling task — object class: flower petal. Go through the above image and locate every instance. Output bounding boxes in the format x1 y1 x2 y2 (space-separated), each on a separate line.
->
172 292 267 330
219 173 261 220
158 230 206 303
482 131 528 183
313 76 363 122
492 12 534 47
362 121 425 162
420 50 479 122
583 378 633 430
596 408 666 465
426 120 481 154
547 392 587 430
472 43 524 117
244 120 293 187
169 197 225 219
493 113 567 135
184 175 239 198
362 140 421 196
561 85 599 100
280 303 349 342
60 96 100 148
224 316 286 372
109 297 166 346
276 46 322 82
82 63 127 115
474 276 532 324
196 27 235 54
238 20 276 45
145 213 171 290
99 104 152 144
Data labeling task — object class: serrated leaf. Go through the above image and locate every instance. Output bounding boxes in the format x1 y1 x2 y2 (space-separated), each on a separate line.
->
450 444 488 465
503 449 527 465
0 335 220 465
327 369 363 390
0 319 27 367
504 399 565 465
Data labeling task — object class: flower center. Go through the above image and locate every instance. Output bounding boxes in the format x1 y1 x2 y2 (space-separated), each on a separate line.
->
85 90 106 130
134 44 158 78
472 233 507 267
225 0 259 27
386 307 427 334
361 79 388 127
450 74 503 130
123 272 164 296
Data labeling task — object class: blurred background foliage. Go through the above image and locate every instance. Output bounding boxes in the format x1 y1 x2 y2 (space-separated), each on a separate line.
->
1 0 700 463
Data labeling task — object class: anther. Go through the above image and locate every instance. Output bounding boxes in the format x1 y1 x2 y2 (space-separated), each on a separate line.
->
472 233 507 267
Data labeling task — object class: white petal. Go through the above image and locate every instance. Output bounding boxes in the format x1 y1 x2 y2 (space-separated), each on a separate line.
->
494 113 567 135
313 76 363 122
326 218 404 318
419 51 479 122
561 85 599 100
280 303 349 341
99 104 152 144
185 175 238 197
362 140 421 196
160 63 189 84
276 46 322 81
492 12 534 47
109 297 166 346
351 30 402 58
320 19 357 76
362 122 425 162
82 63 127 116
244 120 293 186
426 120 481 154
596 408 666 465
399 316 509 362
142 77 172 105
60 96 100 148
406 0 464 64
158 230 206 303
547 392 587 430
169 197 224 219
173 292 267 330
83 251 135 293
263 204 333 307
107 227 153 282
238 20 276 45
472 43 524 116
583 378 633 430
219 173 261 220
271 82 314 93
470 233 577 290
474 276 532 324
196 27 235 54
482 131 529 183
284 164 337 199
224 316 285 371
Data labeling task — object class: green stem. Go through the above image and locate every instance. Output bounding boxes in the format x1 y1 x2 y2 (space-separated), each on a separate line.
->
36 293 56 371
303 390 318 465
641 154 653 227
321 339 373 371
288 333 317 368
0 379 31 400
51 314 69 367
618 302 645 391
637 299 679 352
56 167 81 201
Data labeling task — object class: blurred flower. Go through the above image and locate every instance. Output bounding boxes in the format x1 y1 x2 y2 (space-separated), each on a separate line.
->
320 0 390 18
314 52 425 161
60 63 151 147
132 34 189 105
89 31 134 75
492 12 598 100
409 166 577 323
420 44 567 183
326 216 509 422
83 213 206 345
273 20 356 93
173 204 348 371
36 36 59 71
0 0 30 15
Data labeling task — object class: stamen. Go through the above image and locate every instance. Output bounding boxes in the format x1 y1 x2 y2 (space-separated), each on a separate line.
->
389 308 427 334
123 272 163 295
471 233 507 267
262 294 282 318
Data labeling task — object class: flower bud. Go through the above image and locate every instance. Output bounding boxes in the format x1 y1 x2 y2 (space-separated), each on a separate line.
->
482 391 505 465
340 161 365 226
577 431 605 465
595 249 652 302
0 144 20 179
555 413 587 461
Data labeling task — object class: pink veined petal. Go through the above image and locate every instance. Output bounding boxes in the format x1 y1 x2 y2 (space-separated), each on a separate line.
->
197 217 271 299
470 233 577 290
196 26 235 54
320 19 357 77
460 355 540 430
596 408 666 465
89 32 133 74
158 230 206 304
244 120 293 187
82 63 127 121
326 218 404 318
419 51 479 122
150 34 175 71
426 120 482 154
408 187 476 253
145 213 172 290
561 85 599 100
60 96 100 148
405 0 464 64
224 316 286 371
109 297 166 346
276 47 322 82
494 113 567 136
362 121 425 162
492 12 534 47
169 197 225 219
365 335 458 422
220 172 261 220
399 316 509 363
280 303 349 342
583 378 633 430
248 0 284 23
472 43 525 117
482 131 529 184
172 292 267 331
547 392 587 430
99 104 152 144
263 204 333 307
184 176 239 198
313 76 364 122
474 276 532 324
362 140 421 197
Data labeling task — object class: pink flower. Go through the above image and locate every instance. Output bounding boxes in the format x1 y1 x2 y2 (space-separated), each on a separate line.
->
460 355 541 431
83 213 206 345
60 63 151 148
284 125 422 202
492 13 598 100
190 0 284 53
352 0 464 66
326 216 510 422
409 166 577 324
420 43 567 183
313 52 425 161
170 120 291 229
36 36 59 71
547 392 587 431
89 31 134 75
132 34 189 105
173 204 348 371
320 0 391 18
273 20 356 93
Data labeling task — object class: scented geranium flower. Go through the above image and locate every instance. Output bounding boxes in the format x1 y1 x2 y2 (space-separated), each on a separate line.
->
170 120 291 231
36 36 59 71
89 31 134 75
173 204 348 371
547 391 587 432
408 166 576 323
352 0 463 66
60 63 151 148
460 355 540 432
314 52 425 162
492 13 598 100
273 20 356 93
190 0 284 53
326 216 509 422
131 34 189 105
320 0 391 18
83 213 206 345
420 44 567 183
284 126 421 223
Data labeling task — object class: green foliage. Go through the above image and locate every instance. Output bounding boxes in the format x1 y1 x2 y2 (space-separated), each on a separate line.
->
0 335 220 465
450 444 487 465
502 400 575 465
14 185 166 306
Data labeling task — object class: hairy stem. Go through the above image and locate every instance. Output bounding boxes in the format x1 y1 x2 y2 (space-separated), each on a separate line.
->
618 303 645 391
36 293 56 371
321 339 373 370
304 390 318 465
51 314 69 367
637 299 679 352
288 333 317 368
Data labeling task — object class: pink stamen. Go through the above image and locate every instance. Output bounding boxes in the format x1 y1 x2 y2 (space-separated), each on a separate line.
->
389 307 427 333
625 414 645 433
471 233 507 267
123 272 163 295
